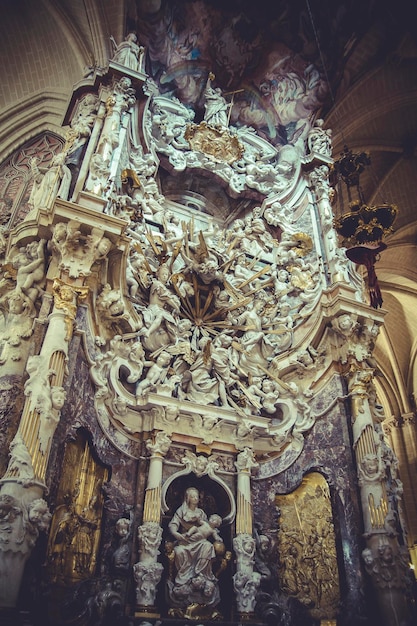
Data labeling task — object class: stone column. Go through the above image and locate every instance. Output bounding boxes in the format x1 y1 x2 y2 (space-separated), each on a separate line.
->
233 447 261 616
85 76 136 197
0 281 86 607
133 431 170 614
309 164 349 284
385 413 417 575
402 412 417 481
402 412 417 573
348 367 412 626
0 220 113 609
71 97 106 201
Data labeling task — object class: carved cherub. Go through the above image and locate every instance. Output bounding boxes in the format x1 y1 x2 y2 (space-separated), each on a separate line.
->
332 313 359 338
12 239 46 303
0 292 34 365
126 247 151 298
96 284 126 321
135 351 172 398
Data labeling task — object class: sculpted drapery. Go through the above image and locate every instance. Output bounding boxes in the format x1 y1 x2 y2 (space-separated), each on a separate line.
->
167 487 222 607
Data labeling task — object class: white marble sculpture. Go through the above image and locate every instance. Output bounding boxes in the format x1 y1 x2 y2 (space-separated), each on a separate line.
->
111 33 145 73
28 155 71 212
167 487 223 610
203 74 229 128
233 533 261 614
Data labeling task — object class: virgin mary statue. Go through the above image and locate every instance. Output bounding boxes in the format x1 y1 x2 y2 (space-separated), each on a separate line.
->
167 487 223 611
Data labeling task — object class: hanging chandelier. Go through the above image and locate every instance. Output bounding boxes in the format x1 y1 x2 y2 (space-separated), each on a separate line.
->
332 145 397 308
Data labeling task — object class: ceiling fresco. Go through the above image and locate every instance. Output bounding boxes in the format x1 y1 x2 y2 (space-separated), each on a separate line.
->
132 0 374 146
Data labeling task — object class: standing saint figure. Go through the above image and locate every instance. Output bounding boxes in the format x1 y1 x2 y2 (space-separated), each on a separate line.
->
28 154 71 211
167 487 223 610
111 32 144 72
203 73 229 128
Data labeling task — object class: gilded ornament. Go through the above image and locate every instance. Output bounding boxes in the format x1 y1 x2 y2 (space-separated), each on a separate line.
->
52 279 89 339
276 473 340 620
290 232 313 256
184 122 244 164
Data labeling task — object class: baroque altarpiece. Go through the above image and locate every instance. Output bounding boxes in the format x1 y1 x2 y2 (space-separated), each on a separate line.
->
0 3 414 626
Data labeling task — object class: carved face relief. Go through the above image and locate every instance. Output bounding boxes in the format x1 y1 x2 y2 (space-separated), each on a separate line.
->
186 487 199 508
51 386 66 410
361 454 379 478
116 518 130 537
8 294 25 314
108 299 124 316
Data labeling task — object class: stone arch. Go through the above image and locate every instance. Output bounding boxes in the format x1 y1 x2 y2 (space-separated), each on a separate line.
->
0 132 65 228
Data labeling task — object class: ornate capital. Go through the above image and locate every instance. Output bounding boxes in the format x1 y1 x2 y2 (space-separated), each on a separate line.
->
146 431 171 457
347 365 374 394
52 278 89 339
383 415 403 431
235 447 258 473
50 220 112 279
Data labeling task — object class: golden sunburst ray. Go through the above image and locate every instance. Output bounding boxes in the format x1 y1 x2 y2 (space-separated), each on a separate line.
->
226 236 239 254
203 326 220 336
236 379 262 409
132 241 153 273
200 288 215 318
266 327 293 335
196 230 209 262
169 240 183 271
192 274 201 316
224 297 253 312
236 264 271 290
222 278 247 302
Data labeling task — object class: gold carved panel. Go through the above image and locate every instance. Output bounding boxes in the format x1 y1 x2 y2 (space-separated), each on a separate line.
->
46 433 108 584
184 122 244 164
276 472 340 621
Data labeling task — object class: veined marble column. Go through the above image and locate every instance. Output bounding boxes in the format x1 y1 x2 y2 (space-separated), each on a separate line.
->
348 367 412 626
0 220 113 609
